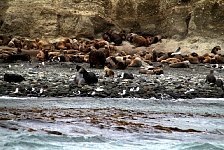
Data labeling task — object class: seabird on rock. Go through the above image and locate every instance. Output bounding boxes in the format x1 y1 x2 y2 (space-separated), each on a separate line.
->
40 88 44 94
171 47 181 55
118 90 126 96
13 88 19 94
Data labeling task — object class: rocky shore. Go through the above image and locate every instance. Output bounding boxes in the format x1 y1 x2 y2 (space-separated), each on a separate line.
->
0 60 223 99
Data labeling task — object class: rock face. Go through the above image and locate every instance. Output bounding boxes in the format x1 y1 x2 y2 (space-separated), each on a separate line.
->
0 0 223 39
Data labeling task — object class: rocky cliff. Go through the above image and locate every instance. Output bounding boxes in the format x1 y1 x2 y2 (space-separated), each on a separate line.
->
0 0 223 40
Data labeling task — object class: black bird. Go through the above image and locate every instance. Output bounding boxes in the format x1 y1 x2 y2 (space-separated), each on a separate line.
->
4 73 25 83
205 70 216 84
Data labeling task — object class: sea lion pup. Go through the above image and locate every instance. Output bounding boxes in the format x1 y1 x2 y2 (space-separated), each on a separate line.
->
205 70 216 84
104 66 115 77
211 46 221 55
76 65 98 84
4 73 25 83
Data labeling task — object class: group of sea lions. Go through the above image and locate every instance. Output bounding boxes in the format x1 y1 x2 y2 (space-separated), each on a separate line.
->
0 31 223 86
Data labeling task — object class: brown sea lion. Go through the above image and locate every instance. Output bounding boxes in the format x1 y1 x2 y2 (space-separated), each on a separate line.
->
89 47 106 68
211 46 221 55
104 66 115 77
161 58 181 64
169 61 190 68
128 57 142 67
132 34 148 47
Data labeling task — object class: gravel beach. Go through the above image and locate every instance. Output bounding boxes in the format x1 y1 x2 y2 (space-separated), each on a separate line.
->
0 61 223 99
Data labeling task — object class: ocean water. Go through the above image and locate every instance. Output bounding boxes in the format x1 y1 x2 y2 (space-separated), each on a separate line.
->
0 97 224 150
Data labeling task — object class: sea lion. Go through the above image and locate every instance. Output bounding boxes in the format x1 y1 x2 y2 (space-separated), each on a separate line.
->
216 78 223 89
76 65 98 84
161 58 181 64
36 49 49 61
89 47 106 68
132 34 148 47
153 67 164 75
4 73 25 83
104 66 115 77
103 30 123 46
169 61 190 68
211 46 221 55
105 56 128 69
205 70 216 84
121 72 134 79
128 57 142 67
3 53 31 63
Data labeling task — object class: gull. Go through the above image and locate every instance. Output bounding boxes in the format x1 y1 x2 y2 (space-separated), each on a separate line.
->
171 47 181 55
40 88 44 94
13 88 19 94
95 86 104 92
41 62 45 66
130 87 140 92
184 88 195 94
118 90 126 96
